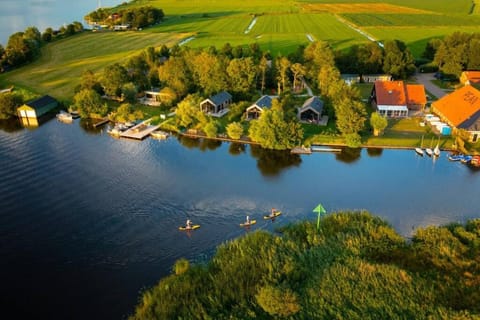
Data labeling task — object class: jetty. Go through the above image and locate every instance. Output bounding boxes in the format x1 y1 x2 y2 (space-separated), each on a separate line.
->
291 146 312 154
311 145 342 153
92 118 110 128
120 119 159 140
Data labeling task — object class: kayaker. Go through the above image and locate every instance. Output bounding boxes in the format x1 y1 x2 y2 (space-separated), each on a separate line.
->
270 208 276 217
186 219 192 229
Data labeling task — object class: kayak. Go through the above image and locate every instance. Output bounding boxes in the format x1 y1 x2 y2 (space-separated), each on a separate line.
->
179 225 201 231
264 211 282 220
240 220 257 227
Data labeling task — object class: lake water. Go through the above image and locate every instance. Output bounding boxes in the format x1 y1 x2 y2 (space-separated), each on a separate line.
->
0 0 124 46
1 118 479 319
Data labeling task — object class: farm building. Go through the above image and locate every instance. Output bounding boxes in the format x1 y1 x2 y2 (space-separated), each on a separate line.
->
297 96 324 123
431 85 480 142
370 81 426 117
460 71 480 86
245 95 272 120
362 74 392 83
17 95 58 119
200 91 232 117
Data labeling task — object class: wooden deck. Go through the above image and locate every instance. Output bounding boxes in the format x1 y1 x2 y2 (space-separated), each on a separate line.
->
92 118 110 128
120 119 159 140
291 146 312 154
311 145 342 153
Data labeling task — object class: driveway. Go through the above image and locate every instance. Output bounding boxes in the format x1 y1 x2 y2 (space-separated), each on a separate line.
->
413 72 447 99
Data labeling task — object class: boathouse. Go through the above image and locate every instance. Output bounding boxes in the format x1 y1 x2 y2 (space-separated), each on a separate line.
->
297 96 323 123
17 95 58 119
431 85 480 142
371 81 426 117
200 91 232 117
245 95 272 120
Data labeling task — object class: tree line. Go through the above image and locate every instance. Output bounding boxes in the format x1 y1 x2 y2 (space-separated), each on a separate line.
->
84 6 164 29
129 211 480 319
0 22 84 73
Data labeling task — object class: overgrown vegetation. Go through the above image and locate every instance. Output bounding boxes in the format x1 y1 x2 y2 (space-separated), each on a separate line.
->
130 211 480 319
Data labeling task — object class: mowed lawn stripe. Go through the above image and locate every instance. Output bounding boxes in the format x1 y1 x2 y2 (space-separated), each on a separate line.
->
0 32 184 100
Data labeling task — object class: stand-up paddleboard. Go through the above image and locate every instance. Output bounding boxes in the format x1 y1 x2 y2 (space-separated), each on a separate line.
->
264 211 282 220
179 225 201 231
240 220 257 227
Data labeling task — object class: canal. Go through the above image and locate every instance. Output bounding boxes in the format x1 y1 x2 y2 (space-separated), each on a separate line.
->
0 118 479 319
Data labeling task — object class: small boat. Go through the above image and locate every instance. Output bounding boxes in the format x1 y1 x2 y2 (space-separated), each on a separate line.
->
461 155 473 163
264 211 282 220
425 137 434 157
415 135 424 156
179 225 200 231
470 155 480 167
433 144 440 157
69 110 80 119
56 111 73 122
448 154 464 162
240 220 257 227
150 130 169 139
124 121 135 128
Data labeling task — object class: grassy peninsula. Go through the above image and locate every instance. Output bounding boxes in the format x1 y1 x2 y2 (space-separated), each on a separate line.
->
130 211 480 319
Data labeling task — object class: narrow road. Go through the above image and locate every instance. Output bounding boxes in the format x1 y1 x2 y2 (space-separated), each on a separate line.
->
413 72 447 99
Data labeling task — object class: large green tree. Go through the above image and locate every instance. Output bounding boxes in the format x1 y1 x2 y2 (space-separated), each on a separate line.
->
370 112 388 136
158 56 192 97
226 57 257 94
248 108 303 150
101 63 129 97
0 92 23 119
73 89 107 118
382 40 415 79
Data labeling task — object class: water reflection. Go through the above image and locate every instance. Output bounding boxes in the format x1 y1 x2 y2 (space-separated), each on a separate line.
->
366 147 383 157
199 139 221 151
79 119 106 135
250 145 302 177
335 147 362 163
177 136 222 151
0 119 23 133
228 143 246 156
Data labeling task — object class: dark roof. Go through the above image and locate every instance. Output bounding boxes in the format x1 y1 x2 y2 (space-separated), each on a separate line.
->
27 95 57 111
458 108 480 131
300 96 323 114
209 91 232 106
254 95 272 109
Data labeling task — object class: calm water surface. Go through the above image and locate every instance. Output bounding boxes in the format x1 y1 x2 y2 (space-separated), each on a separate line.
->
1 118 479 319
0 0 124 45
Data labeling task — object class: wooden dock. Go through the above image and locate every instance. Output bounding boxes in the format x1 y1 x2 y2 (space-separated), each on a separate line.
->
92 118 110 128
291 146 312 154
119 119 159 140
311 145 342 153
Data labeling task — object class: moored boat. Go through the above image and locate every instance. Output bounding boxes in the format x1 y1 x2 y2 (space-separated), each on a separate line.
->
56 110 73 122
461 155 473 163
448 154 464 161
470 155 480 167
150 130 169 139
415 135 424 156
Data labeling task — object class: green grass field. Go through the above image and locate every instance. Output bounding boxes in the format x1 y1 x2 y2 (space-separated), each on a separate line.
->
2 0 480 99
0 32 186 100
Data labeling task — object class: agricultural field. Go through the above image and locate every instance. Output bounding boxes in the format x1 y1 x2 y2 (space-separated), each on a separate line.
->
0 32 185 101
342 13 480 27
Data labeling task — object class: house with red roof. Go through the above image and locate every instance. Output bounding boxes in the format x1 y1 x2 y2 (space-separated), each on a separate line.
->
460 71 480 86
431 85 480 142
370 81 427 117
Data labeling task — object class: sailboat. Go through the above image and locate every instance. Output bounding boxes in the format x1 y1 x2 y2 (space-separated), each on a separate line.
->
415 135 424 156
425 137 434 157
433 137 441 157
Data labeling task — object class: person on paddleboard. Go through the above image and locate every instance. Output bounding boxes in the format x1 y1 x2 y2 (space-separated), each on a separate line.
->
186 219 192 229
246 215 250 224
270 208 276 217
